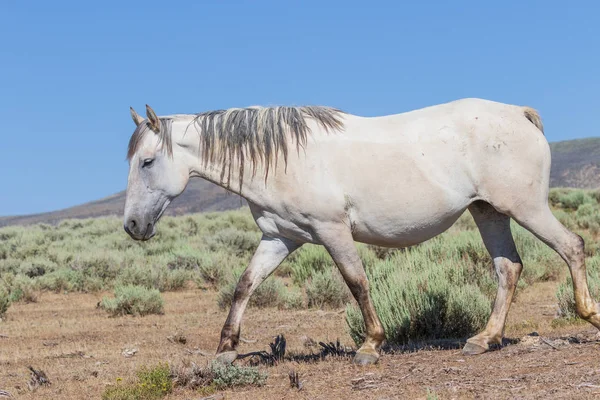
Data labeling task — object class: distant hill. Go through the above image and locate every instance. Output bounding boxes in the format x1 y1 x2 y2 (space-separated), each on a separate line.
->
549 137 600 189
0 179 246 228
1 136 598 227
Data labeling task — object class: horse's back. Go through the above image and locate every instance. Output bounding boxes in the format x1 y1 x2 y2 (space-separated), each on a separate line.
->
290 98 550 246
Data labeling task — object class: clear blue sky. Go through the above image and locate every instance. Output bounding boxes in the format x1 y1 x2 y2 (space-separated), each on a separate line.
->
1 1 598 216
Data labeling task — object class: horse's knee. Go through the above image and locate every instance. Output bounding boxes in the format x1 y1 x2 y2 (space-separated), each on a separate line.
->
232 272 254 302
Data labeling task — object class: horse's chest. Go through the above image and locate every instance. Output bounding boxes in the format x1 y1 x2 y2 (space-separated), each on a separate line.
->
250 208 318 244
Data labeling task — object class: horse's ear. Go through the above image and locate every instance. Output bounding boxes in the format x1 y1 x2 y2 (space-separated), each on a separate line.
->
145 104 161 132
130 107 144 126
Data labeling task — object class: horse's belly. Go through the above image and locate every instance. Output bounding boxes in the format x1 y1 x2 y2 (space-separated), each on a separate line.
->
352 212 463 247
349 194 469 248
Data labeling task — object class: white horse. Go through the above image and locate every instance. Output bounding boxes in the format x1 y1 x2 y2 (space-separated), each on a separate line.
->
124 98 600 365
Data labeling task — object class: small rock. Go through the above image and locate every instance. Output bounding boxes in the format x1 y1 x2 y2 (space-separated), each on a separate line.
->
122 348 138 358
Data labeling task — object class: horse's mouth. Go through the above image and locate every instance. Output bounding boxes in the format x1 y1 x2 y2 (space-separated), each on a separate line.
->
142 223 156 241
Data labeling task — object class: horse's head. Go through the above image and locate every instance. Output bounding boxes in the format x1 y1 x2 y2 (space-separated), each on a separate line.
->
123 105 189 240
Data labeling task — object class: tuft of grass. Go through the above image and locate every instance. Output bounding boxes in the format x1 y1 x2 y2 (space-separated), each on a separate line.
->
100 285 164 317
102 362 172 400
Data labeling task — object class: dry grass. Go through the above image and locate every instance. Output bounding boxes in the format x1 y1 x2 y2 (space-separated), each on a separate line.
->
2 283 600 399
0 289 347 399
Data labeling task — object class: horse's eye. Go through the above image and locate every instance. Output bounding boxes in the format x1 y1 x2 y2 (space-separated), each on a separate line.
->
142 158 154 168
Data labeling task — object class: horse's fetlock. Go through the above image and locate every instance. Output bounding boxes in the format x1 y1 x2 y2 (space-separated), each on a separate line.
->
576 304 596 320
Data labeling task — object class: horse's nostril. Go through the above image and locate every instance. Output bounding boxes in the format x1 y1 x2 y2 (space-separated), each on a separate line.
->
124 219 138 235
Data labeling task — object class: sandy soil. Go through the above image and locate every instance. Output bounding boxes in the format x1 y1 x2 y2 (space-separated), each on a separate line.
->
1 282 600 400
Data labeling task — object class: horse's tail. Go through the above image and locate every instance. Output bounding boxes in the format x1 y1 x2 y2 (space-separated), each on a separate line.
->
523 107 544 134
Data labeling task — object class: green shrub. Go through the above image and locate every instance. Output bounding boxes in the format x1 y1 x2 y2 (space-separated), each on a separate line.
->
576 203 596 218
171 361 267 393
279 288 304 310
137 362 172 394
251 278 284 308
37 268 85 293
548 188 569 208
208 228 260 256
70 254 121 282
0 259 21 275
19 258 57 278
100 285 164 317
346 244 493 346
306 269 351 309
5 275 38 303
557 190 594 210
288 245 335 285
0 290 10 319
443 285 492 338
116 265 189 292
513 223 564 285
195 252 233 288
211 363 267 389
102 362 172 400
553 209 577 230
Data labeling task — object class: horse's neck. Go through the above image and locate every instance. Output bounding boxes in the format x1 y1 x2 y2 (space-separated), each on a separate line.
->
172 116 269 204
187 149 265 203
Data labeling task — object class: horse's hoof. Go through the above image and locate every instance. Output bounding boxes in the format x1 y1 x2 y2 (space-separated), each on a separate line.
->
215 350 238 365
462 341 488 356
353 351 379 365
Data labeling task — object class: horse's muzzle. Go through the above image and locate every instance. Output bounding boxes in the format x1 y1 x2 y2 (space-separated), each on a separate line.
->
124 219 155 241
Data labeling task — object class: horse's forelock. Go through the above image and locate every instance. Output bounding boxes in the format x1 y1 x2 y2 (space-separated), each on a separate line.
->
127 119 173 161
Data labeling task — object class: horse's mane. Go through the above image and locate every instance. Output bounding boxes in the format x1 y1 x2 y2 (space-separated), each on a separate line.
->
127 105 345 188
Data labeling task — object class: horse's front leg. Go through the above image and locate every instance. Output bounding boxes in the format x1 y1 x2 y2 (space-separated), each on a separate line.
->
215 235 299 364
317 224 385 365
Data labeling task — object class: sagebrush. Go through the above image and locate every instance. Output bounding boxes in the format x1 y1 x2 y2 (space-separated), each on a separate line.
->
1 189 597 343
100 285 164 317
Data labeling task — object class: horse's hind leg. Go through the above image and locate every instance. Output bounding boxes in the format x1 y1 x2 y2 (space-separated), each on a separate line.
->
507 202 600 329
463 201 523 355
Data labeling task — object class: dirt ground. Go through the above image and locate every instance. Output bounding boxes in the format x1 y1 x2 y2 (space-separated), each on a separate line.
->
2 282 600 400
